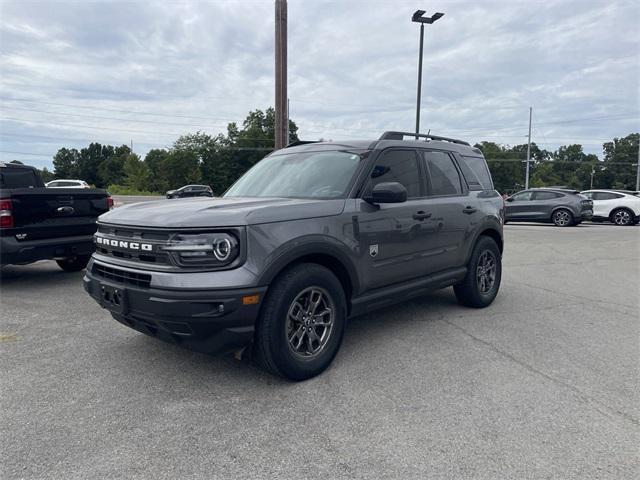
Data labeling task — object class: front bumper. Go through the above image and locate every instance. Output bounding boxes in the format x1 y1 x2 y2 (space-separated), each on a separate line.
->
1 234 95 266
83 260 267 354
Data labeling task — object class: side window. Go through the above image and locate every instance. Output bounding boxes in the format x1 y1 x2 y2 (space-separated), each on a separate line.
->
423 151 463 196
599 192 622 200
458 155 493 190
370 150 421 198
48 181 59 187
511 191 533 201
582 192 593 199
533 191 561 200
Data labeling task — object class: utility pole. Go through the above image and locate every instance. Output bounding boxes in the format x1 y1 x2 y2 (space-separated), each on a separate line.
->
636 138 640 191
590 165 595 189
274 0 288 149
525 106 532 190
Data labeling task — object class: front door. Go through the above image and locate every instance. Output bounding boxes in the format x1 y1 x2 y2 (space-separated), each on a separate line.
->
357 149 441 291
505 190 534 220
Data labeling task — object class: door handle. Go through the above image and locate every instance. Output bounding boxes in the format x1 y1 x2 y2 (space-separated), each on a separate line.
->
463 206 477 214
413 211 432 220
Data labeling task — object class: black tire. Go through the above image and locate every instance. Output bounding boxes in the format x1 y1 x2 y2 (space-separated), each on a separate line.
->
454 236 502 308
610 208 634 226
253 263 347 381
552 208 574 227
56 254 91 272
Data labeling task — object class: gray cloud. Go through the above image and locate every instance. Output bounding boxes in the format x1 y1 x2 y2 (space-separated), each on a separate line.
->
0 0 638 169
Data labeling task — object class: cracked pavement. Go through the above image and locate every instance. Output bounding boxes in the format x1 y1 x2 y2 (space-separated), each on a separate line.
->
1 222 638 479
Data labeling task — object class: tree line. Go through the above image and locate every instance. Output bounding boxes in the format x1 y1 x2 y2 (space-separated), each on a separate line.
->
40 107 638 194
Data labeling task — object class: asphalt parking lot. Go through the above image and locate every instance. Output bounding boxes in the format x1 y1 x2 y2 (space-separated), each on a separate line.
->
1 223 638 479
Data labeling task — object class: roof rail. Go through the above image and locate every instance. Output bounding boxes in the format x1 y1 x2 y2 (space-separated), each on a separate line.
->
285 140 321 148
379 131 470 146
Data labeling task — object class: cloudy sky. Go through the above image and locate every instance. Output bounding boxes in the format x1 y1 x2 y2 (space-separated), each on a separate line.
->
0 0 638 169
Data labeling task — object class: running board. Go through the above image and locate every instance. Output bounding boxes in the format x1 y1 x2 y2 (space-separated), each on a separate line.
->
350 267 467 317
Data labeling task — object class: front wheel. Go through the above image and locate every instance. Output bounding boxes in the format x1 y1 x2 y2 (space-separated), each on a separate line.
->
454 236 502 308
253 263 347 381
56 255 91 272
552 208 574 227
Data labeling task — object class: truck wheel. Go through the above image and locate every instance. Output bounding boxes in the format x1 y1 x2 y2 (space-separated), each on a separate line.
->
454 236 502 308
552 209 574 227
253 263 347 381
610 208 633 226
56 255 91 272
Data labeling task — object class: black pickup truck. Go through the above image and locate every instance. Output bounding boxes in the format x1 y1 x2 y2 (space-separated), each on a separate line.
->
0 161 112 271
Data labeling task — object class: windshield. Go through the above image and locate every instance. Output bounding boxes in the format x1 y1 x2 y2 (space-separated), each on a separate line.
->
224 150 364 199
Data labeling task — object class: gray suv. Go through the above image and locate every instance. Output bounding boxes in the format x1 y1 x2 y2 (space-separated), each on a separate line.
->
83 131 504 380
505 188 593 226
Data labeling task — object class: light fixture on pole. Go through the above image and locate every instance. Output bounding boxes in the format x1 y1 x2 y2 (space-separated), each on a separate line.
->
412 10 444 139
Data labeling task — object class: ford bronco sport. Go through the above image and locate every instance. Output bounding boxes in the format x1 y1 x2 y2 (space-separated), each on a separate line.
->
83 131 504 380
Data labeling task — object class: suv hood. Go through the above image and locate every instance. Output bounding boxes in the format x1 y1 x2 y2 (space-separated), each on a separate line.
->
98 197 346 228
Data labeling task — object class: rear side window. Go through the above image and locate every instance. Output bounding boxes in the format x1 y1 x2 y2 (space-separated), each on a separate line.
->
594 192 623 200
458 155 493 190
0 168 42 188
371 150 421 198
422 151 462 196
533 191 562 200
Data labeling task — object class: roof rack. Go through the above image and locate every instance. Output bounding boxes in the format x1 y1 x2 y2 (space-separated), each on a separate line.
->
285 140 321 148
379 131 470 146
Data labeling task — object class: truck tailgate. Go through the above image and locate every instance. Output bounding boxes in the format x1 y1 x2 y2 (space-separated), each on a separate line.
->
7 188 110 240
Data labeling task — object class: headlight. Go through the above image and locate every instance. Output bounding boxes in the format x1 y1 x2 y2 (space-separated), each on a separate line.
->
161 233 239 268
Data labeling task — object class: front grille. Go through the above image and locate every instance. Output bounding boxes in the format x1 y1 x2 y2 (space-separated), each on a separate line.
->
93 263 151 288
95 225 172 266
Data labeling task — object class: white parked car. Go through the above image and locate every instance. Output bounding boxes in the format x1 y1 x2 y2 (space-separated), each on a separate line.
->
580 189 640 226
46 179 90 189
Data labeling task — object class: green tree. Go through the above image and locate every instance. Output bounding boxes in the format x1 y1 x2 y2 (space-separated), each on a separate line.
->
52 148 80 178
98 145 130 187
39 167 55 183
123 153 150 191
77 143 115 187
162 149 201 189
602 133 639 189
144 149 170 192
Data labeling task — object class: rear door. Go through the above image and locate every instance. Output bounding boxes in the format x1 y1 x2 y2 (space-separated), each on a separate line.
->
530 190 563 219
357 148 441 290
592 192 622 217
420 150 472 271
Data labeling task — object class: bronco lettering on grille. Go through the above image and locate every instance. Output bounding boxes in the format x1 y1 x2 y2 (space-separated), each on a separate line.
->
95 236 153 251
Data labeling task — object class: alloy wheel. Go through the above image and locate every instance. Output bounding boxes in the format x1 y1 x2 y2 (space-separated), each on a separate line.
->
286 287 335 358
476 250 497 294
554 210 571 226
613 209 631 226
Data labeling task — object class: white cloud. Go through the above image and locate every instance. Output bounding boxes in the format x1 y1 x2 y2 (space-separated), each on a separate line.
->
0 0 638 169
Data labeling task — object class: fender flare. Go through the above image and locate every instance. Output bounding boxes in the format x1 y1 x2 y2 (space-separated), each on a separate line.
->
256 235 361 295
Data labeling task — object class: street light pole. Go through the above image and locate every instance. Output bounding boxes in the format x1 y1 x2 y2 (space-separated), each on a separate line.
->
412 10 444 139
415 23 424 139
525 106 532 190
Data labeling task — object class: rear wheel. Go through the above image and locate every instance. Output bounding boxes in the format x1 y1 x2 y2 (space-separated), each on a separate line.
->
552 208 573 227
253 263 347 381
610 208 633 226
454 236 502 308
56 254 91 272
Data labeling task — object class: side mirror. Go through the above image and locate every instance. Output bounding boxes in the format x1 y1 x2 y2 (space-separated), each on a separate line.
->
366 182 408 204
505 197 514 202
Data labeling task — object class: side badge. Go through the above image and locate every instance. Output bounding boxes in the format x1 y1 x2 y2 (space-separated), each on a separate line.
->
369 244 379 257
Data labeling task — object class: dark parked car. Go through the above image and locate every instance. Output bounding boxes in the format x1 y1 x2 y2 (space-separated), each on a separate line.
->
166 185 213 199
505 188 593 226
84 131 504 380
1 161 112 270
